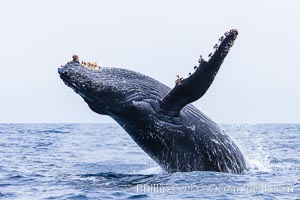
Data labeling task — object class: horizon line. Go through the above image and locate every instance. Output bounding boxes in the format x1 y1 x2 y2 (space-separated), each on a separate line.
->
0 122 299 125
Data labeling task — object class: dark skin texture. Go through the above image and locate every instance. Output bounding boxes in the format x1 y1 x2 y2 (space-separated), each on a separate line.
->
160 29 238 116
58 29 247 174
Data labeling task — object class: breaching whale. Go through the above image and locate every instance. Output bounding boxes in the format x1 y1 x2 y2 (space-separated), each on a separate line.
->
58 29 248 174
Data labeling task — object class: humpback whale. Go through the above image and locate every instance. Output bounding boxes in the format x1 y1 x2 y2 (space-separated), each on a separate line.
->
58 29 248 174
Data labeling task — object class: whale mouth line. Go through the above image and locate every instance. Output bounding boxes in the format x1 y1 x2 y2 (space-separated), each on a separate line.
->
59 73 95 103
59 73 80 93
59 71 111 114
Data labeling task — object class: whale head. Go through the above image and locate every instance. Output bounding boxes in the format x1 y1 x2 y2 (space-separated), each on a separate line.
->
58 62 169 123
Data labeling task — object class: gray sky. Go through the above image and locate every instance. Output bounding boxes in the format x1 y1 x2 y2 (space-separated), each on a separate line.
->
0 0 299 123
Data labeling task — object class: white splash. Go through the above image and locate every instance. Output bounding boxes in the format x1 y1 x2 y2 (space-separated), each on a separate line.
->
137 166 163 175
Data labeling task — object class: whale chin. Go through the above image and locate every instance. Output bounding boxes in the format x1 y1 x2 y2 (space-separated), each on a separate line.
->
59 73 89 101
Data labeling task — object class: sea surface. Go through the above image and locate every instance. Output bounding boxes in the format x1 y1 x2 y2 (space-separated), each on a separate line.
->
0 124 299 199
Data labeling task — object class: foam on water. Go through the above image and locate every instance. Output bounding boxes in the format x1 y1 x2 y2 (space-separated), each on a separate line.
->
247 159 271 172
136 166 163 175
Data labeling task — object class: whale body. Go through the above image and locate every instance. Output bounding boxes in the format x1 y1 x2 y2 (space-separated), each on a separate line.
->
58 29 248 173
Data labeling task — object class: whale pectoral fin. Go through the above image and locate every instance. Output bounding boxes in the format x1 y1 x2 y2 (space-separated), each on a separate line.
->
160 29 239 116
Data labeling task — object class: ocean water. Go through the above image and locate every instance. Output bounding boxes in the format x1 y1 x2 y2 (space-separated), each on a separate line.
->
0 124 299 200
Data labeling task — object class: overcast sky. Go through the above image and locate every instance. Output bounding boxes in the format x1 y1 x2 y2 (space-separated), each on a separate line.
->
0 0 299 123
